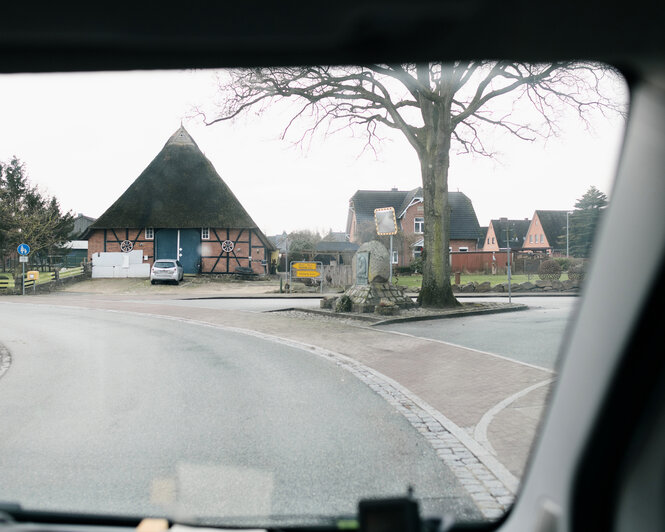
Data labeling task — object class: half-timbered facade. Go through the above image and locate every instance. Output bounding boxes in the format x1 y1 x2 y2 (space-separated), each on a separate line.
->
85 126 274 275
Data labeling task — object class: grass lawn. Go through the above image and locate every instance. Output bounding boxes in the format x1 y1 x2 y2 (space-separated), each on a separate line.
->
393 273 548 289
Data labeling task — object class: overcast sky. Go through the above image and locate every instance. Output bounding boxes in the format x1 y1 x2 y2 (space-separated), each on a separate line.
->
0 68 627 236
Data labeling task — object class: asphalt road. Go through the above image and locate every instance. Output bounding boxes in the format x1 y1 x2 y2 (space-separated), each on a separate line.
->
0 302 479 524
377 297 578 370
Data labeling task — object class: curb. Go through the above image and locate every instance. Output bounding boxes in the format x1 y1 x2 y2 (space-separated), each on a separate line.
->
269 303 529 326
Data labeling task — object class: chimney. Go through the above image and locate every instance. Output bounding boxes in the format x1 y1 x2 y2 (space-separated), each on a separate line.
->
391 187 398 191
500 217 508 222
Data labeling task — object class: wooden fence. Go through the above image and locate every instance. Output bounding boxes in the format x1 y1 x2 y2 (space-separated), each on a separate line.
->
0 266 85 292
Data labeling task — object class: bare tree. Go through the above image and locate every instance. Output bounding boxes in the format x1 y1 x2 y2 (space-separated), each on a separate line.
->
198 62 623 308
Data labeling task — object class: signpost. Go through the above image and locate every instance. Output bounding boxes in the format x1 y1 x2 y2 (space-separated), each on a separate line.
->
374 207 398 284
289 261 323 293
17 243 30 296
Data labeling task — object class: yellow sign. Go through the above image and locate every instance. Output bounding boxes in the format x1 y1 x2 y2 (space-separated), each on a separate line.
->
295 270 321 278
292 262 318 270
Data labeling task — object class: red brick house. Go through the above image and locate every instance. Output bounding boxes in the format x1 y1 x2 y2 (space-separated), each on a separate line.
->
84 126 275 275
522 210 569 255
346 187 482 267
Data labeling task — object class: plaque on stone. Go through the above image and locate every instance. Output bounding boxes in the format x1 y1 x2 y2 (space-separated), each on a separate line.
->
356 251 369 285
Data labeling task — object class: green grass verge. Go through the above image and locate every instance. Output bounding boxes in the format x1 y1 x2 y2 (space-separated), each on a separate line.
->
393 273 555 289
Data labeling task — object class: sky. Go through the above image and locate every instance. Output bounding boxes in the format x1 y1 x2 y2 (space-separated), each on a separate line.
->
0 68 628 236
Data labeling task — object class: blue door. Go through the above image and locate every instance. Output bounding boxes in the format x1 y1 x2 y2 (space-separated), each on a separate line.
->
155 229 200 274
179 229 201 274
155 229 178 261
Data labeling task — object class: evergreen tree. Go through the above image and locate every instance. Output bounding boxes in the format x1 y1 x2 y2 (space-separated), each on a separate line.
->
564 186 608 258
0 157 74 270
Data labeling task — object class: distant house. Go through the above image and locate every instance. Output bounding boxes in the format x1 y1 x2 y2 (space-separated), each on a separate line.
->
346 187 481 267
483 218 530 252
522 210 569 255
63 214 97 266
84 126 275 275
310 241 359 265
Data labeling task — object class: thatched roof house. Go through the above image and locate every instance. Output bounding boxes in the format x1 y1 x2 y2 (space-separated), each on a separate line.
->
86 126 275 275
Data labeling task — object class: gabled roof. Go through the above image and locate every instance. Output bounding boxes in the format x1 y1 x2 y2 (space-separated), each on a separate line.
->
397 187 423 217
88 126 272 248
478 226 488 249
69 213 97 238
349 189 411 227
349 188 480 240
490 218 530 250
535 210 569 246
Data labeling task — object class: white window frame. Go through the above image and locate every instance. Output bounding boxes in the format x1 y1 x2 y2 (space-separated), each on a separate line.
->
529 234 533 243
391 251 398 264
492 237 495 244
201 227 210 240
145 227 154 240
459 246 469 252
414 217 424 234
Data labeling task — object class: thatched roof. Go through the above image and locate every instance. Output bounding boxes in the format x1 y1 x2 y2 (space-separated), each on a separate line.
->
90 126 263 233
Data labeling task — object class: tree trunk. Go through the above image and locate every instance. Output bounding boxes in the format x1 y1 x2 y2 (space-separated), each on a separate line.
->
416 97 459 308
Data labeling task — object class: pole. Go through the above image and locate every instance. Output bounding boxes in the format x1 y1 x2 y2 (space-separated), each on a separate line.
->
22 262 25 296
566 211 570 257
505 226 512 303
389 235 393 284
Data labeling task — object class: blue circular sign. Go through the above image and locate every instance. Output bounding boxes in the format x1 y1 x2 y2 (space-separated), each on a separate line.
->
17 243 30 256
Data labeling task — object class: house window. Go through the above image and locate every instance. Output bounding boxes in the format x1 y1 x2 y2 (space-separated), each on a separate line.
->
391 251 398 264
145 228 154 240
414 217 424 234
459 247 469 252
201 227 210 240
487 238 490 244
492 237 495 244
540 234 544 243
529 235 533 243
413 247 422 258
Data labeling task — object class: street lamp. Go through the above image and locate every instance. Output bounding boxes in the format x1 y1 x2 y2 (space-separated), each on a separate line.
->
566 211 573 257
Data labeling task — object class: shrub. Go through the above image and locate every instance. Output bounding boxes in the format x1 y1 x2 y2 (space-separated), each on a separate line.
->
410 257 423 274
335 295 353 312
555 257 572 271
538 259 562 280
568 262 586 281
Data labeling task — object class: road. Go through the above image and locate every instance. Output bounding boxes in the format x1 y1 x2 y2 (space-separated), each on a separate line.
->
378 297 578 370
0 302 479 523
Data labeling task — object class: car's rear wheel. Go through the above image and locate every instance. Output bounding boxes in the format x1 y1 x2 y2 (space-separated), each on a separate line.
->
151 280 156 285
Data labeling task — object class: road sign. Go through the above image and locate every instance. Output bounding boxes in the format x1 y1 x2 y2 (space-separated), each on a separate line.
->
374 207 398 235
291 262 318 270
19 256 28 263
295 269 321 278
17 243 30 256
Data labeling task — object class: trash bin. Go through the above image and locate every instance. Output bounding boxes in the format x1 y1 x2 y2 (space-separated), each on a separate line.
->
27 271 39 281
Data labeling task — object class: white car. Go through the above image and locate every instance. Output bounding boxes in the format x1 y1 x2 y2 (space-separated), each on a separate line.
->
150 259 184 285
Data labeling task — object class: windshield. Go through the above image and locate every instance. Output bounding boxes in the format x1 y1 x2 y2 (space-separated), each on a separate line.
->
0 65 627 526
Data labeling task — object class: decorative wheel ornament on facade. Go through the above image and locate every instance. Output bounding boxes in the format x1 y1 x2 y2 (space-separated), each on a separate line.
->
120 240 134 253
221 240 234 253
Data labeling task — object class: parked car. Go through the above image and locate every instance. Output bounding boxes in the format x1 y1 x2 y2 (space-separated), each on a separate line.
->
150 259 183 284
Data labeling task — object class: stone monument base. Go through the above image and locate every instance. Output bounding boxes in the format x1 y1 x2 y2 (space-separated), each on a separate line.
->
343 282 416 313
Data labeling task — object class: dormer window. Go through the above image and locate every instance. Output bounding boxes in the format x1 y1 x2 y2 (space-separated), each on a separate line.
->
202 227 210 240
145 228 154 240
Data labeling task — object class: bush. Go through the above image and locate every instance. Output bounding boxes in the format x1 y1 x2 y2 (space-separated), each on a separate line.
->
410 256 423 274
538 259 562 280
568 262 586 281
335 295 353 313
555 257 572 271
